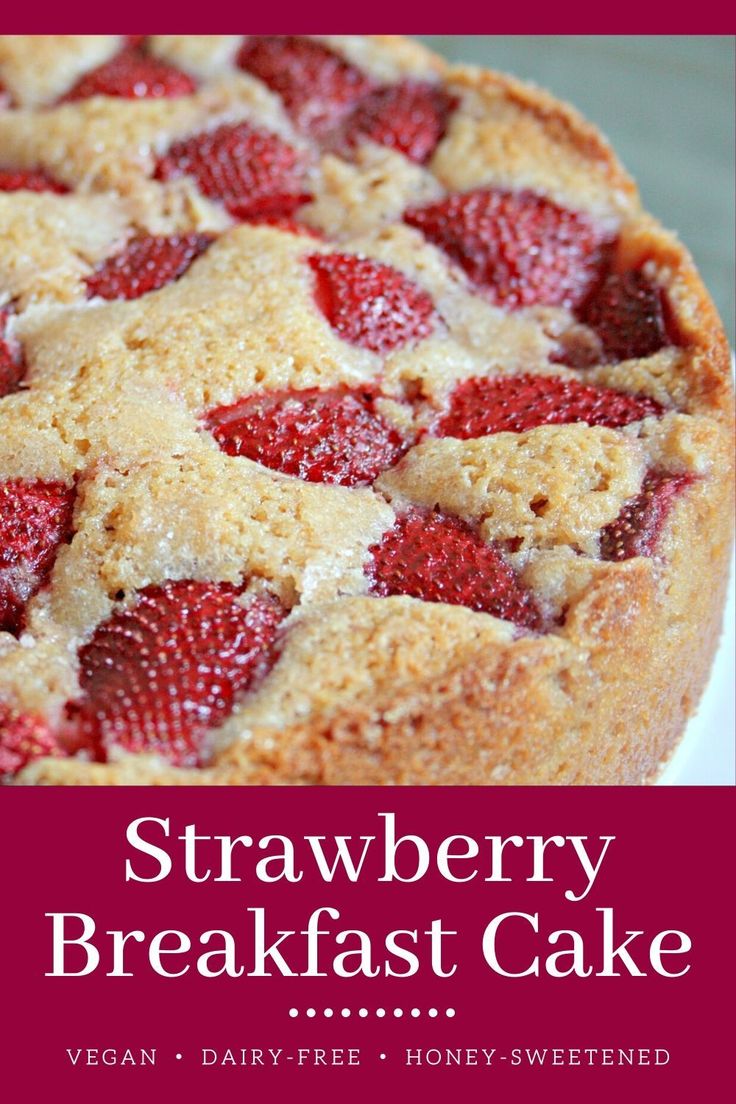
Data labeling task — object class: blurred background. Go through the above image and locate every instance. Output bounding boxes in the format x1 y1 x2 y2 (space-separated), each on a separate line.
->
418 36 735 344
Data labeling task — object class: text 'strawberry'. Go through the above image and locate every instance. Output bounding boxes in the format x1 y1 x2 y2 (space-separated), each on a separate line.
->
237 35 375 138
206 386 408 487
0 308 25 397
581 270 674 363
59 45 196 102
0 480 76 636
600 471 693 561
344 80 457 164
0 166 69 194
154 121 310 221
405 187 613 310
85 233 213 301
0 703 59 778
366 508 542 629
67 580 285 767
308 253 437 355
434 373 663 439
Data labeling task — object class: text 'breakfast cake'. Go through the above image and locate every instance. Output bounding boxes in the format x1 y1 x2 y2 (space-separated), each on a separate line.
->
0 35 732 785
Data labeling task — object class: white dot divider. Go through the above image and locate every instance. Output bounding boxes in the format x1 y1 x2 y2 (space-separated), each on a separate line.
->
287 1006 456 1018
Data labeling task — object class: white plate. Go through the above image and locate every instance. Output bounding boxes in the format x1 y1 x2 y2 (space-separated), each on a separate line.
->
658 554 735 784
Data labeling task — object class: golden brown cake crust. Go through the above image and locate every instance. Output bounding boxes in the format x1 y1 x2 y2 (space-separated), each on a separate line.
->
1 35 733 786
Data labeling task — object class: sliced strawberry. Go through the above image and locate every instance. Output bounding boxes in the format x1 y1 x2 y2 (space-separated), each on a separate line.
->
206 386 408 487
68 580 285 767
154 121 310 221
367 508 542 629
405 187 614 310
308 253 437 354
580 270 674 363
240 213 324 238
0 166 69 194
434 373 663 439
0 480 75 636
0 307 26 397
600 471 693 561
59 44 196 102
85 233 213 301
0 703 59 778
344 80 457 164
549 326 603 370
237 35 375 137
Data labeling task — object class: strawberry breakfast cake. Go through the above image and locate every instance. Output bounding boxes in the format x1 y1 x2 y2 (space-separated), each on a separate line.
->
0 35 732 785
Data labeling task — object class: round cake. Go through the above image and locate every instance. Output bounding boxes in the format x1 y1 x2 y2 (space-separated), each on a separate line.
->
0 35 732 785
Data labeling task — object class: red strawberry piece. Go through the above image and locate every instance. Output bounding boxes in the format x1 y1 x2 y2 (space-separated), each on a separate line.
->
580 269 674 363
367 508 542 629
240 213 324 238
68 580 285 767
600 471 693 561
405 187 614 309
308 253 437 355
0 480 75 636
206 386 408 487
237 35 375 137
434 373 663 439
154 121 310 221
0 703 59 778
0 82 13 109
0 166 68 194
59 45 196 102
85 233 213 301
0 308 26 397
344 80 457 164
549 326 603 370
